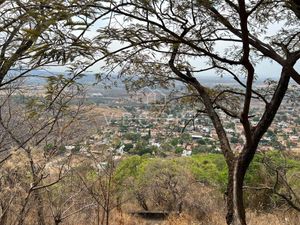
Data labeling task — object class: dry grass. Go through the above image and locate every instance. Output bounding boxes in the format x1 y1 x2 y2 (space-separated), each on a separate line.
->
73 211 300 225
100 186 300 225
97 209 300 225
19 209 300 225
247 211 300 225
87 105 126 118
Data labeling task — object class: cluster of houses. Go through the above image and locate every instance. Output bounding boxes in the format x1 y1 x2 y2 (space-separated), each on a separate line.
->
62 93 300 159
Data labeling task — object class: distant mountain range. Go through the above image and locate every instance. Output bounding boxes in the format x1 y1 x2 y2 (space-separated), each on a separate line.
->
20 69 294 88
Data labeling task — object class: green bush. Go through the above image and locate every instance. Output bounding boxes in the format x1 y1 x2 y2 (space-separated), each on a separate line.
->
115 151 300 212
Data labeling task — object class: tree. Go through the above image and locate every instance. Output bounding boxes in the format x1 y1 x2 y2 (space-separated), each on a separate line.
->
45 170 95 225
244 151 300 212
139 159 194 213
89 1 299 224
0 0 107 89
78 149 124 225
115 156 203 214
0 74 87 224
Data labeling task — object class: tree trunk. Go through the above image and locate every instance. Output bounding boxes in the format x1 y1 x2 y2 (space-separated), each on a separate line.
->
106 209 109 225
101 209 105 225
229 146 258 225
224 160 248 225
225 165 234 225
17 191 32 225
231 160 247 225
136 193 149 211
97 205 100 225
54 218 62 225
34 190 46 225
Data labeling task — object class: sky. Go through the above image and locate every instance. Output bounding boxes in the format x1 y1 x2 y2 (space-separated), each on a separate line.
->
43 9 300 85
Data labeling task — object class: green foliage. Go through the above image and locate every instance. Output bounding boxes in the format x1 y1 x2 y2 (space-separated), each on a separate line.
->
86 170 98 182
115 151 300 210
160 142 173 152
44 143 66 155
192 145 220 154
230 136 239 144
123 143 134 152
115 156 194 211
243 151 300 210
25 97 45 119
115 154 228 190
197 138 206 145
58 145 66 154
129 141 157 155
123 132 141 142
175 146 184 154
44 143 56 152
45 75 82 103
179 133 192 144
114 155 148 185
189 154 228 188
170 137 180 146
71 144 81 154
